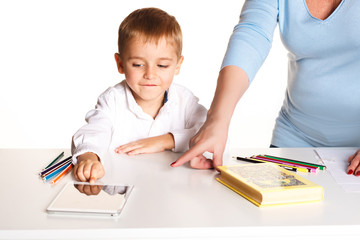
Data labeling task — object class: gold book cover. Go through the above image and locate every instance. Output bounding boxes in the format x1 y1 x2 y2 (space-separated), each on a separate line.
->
216 163 324 207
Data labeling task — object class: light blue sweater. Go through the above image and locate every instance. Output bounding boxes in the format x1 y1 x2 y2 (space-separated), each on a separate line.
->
222 0 360 147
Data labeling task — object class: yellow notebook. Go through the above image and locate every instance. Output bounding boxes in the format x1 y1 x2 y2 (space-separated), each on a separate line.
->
216 163 324 207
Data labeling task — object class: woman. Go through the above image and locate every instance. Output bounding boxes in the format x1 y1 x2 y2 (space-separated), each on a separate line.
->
171 0 360 176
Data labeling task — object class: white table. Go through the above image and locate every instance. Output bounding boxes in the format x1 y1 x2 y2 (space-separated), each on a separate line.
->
1 148 360 240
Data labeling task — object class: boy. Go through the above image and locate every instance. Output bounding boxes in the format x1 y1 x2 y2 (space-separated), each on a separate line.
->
72 8 208 183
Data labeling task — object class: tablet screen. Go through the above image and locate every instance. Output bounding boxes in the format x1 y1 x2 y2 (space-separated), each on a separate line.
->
47 182 133 217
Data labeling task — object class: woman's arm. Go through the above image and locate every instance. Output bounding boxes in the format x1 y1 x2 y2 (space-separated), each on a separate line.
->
172 0 279 169
171 65 249 168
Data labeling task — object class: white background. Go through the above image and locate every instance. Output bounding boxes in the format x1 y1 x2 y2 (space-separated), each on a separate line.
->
0 0 287 149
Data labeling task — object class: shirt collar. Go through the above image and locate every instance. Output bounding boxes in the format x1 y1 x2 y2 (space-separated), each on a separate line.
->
124 81 177 119
124 82 151 119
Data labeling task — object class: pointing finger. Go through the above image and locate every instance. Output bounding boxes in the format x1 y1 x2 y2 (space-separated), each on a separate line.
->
171 144 208 167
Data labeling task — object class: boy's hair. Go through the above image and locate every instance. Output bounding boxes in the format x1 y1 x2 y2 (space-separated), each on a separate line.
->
118 8 182 59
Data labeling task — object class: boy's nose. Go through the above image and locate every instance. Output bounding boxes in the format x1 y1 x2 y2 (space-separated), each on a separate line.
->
144 66 155 80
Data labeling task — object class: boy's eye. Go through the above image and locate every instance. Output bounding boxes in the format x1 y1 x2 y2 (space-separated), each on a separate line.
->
158 65 169 68
132 63 144 67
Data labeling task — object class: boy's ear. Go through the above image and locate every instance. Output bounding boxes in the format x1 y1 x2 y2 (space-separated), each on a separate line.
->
175 56 184 75
114 53 125 74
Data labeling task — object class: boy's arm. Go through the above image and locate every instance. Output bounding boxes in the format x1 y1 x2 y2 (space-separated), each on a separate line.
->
72 89 115 165
114 86 206 156
115 133 174 155
170 97 208 153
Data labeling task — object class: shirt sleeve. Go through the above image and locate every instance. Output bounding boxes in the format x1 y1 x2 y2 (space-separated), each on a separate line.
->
171 96 207 152
71 89 115 164
221 0 279 83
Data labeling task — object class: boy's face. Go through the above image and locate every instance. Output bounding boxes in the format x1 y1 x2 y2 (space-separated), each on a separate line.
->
115 37 183 107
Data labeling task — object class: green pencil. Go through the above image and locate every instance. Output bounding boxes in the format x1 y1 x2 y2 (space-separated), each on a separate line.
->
262 154 326 170
45 151 64 169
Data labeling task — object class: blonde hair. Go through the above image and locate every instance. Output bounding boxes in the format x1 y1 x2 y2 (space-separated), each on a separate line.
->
118 8 182 58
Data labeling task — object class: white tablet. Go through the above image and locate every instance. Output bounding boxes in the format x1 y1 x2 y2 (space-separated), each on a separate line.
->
47 182 133 217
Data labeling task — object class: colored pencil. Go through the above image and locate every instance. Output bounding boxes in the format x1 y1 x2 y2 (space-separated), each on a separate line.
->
51 163 73 184
248 157 309 173
257 155 321 170
40 156 72 176
234 156 299 172
252 155 319 173
233 156 263 164
42 161 71 181
255 155 316 168
262 154 326 170
44 152 64 169
41 159 71 178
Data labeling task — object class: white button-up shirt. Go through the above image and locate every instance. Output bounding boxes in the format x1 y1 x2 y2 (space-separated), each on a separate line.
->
72 80 207 164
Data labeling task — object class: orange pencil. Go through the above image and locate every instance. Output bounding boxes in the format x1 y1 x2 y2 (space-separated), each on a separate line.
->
51 163 73 184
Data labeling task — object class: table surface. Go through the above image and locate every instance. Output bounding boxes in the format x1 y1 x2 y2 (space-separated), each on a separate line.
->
1 148 360 239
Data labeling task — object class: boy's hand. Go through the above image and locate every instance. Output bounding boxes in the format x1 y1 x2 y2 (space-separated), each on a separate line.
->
115 133 175 155
73 152 105 183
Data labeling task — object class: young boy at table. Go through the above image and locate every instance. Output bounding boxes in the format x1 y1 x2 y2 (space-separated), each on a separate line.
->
71 8 208 183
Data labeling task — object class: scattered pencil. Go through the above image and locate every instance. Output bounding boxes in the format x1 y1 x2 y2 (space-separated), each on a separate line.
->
43 161 72 181
252 155 318 173
234 156 307 172
262 154 326 170
41 159 72 178
40 153 73 184
40 156 72 176
233 154 326 174
44 152 64 169
51 164 73 185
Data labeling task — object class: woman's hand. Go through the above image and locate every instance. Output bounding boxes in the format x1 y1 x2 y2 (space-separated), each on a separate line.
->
347 149 360 176
171 115 229 169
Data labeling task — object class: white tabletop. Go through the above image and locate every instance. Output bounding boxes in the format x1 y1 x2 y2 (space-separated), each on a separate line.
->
1 148 360 240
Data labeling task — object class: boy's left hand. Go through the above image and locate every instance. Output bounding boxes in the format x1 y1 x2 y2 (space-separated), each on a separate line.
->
115 134 175 155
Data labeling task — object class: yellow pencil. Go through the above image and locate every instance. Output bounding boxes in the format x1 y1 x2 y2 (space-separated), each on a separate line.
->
51 163 73 184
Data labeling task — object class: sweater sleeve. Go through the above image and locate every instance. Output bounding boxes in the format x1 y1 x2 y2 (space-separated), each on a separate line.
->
71 89 115 164
221 0 279 83
171 96 207 152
